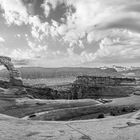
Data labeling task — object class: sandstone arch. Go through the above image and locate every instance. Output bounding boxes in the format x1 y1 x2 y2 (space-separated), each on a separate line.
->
0 56 23 86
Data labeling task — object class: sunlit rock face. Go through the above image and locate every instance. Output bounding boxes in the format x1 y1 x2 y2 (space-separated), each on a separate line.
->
0 56 23 86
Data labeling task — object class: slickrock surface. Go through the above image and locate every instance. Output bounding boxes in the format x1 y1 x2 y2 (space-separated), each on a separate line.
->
0 112 140 140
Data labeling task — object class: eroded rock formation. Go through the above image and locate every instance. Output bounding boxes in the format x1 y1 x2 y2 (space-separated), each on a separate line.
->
70 76 136 99
0 56 23 86
74 76 136 87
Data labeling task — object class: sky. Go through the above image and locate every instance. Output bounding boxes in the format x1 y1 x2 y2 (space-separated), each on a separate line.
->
0 0 140 67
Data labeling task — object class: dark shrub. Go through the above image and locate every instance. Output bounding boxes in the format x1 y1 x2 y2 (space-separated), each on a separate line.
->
97 113 105 119
110 111 115 116
29 114 36 118
122 108 126 112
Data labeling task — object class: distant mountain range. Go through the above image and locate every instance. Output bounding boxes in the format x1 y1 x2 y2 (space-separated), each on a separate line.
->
112 65 140 72
0 67 120 79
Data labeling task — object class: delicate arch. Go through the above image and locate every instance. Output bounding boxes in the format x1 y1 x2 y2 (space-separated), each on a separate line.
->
0 56 23 86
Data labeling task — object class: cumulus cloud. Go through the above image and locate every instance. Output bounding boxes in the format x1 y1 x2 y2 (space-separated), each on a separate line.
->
41 0 140 46
10 48 34 60
1 0 140 67
27 40 48 52
28 16 61 41
0 0 28 25
82 29 140 64
12 47 48 62
1 0 140 44
0 1 49 40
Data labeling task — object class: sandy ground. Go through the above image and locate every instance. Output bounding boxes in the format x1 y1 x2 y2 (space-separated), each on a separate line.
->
0 111 140 140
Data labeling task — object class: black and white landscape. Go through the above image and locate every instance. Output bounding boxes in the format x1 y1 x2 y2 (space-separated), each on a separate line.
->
0 0 140 140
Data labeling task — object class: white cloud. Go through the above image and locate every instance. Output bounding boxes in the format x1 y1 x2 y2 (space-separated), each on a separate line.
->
0 0 28 25
0 37 5 42
28 16 52 41
91 29 140 63
66 29 140 65
8 39 48 61
10 48 34 60
7 29 140 66
80 51 95 63
1 0 140 45
16 34 21 38
39 0 113 46
1 0 140 67
28 40 47 52
41 0 140 47
0 0 121 46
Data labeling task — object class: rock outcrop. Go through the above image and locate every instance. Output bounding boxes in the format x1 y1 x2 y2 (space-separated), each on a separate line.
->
74 76 136 87
0 56 23 86
70 76 136 99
